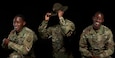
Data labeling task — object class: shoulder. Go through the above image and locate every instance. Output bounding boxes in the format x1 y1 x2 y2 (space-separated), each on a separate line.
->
102 25 111 30
23 27 36 35
65 19 75 24
65 19 75 29
10 29 15 33
9 29 16 35
82 25 92 34
102 25 113 34
23 27 38 40
83 25 92 31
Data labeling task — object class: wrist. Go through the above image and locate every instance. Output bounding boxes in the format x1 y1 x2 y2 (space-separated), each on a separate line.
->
4 39 9 45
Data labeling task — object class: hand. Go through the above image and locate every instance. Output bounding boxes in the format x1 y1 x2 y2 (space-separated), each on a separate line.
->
45 12 51 21
92 56 96 58
2 38 9 46
92 55 100 58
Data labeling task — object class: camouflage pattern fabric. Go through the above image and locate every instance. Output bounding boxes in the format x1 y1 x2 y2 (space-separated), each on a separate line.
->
59 17 75 37
6 27 37 58
38 17 75 58
79 25 114 58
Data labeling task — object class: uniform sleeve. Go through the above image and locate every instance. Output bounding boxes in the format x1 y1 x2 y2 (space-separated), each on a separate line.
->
99 30 115 57
8 32 35 55
59 17 75 37
59 17 66 25
38 20 51 39
1 30 15 48
79 30 92 57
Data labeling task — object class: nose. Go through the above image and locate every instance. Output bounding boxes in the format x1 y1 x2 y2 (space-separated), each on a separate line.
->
96 18 100 22
13 22 18 27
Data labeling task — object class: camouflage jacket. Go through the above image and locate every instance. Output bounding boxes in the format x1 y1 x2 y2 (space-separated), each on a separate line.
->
79 25 114 58
38 17 75 38
7 27 38 56
38 17 75 53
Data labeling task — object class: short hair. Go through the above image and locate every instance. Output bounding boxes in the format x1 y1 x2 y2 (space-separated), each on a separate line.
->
94 11 104 17
13 14 26 21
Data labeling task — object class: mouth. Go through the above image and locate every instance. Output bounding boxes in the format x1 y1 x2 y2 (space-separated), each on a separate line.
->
14 27 18 30
94 22 100 26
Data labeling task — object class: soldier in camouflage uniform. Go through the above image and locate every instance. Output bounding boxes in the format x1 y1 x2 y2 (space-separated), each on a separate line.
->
1 14 38 58
79 11 115 58
38 3 75 58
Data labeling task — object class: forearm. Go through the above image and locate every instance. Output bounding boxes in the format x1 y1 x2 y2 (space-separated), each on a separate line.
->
79 47 92 57
79 35 92 57
38 20 49 38
8 41 29 55
38 20 48 32
99 31 115 57
99 47 114 57
1 39 5 48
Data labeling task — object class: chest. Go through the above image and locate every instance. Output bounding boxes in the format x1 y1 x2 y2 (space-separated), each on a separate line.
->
87 33 108 43
9 33 25 45
49 26 64 43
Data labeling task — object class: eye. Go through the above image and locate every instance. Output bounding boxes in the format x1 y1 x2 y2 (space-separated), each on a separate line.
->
93 17 97 20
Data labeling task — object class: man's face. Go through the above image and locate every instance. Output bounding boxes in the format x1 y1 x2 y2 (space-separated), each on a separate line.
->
93 12 104 30
13 17 25 32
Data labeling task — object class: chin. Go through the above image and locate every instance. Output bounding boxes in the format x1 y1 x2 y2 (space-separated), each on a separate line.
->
95 27 100 30
15 29 19 32
93 25 100 30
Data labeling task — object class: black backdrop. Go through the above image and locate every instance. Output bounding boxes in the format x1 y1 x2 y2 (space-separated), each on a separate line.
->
0 0 114 58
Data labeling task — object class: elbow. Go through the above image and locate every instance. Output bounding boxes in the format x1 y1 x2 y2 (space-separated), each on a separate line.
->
79 47 84 52
109 48 114 55
21 49 29 55
20 47 31 55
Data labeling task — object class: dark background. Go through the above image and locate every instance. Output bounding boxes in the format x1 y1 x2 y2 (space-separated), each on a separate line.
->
0 0 114 58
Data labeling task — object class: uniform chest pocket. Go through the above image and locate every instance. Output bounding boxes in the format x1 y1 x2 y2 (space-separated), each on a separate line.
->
96 34 108 43
87 34 108 43
101 34 108 43
17 36 25 45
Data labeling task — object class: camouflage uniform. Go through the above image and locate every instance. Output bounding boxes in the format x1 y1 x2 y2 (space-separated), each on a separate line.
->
79 25 114 58
3 27 38 58
59 17 75 37
38 17 75 58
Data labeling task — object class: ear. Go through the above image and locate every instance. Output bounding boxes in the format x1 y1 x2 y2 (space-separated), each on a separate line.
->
102 18 104 23
23 21 26 26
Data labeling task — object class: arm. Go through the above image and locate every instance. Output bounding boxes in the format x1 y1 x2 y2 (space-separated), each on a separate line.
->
38 20 48 33
99 30 114 57
8 32 35 55
59 17 75 37
38 12 52 39
79 31 92 57
38 20 51 39
1 30 15 48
